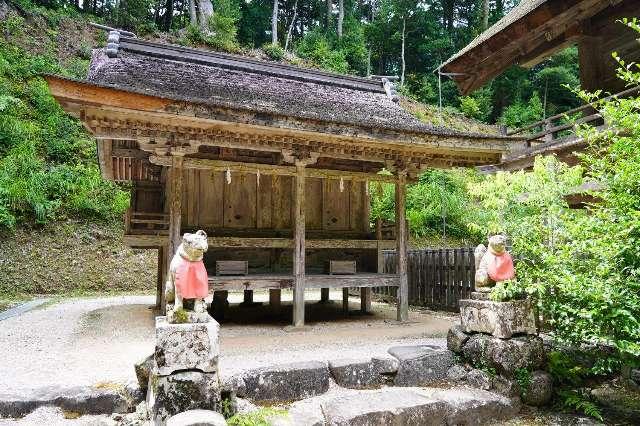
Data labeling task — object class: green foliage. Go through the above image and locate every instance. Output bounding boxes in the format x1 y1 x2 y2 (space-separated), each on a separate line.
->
558 390 603 421
262 43 285 61
205 0 241 52
0 14 128 229
489 279 526 302
459 87 492 122
514 368 532 397
499 91 544 128
227 408 288 426
296 30 349 74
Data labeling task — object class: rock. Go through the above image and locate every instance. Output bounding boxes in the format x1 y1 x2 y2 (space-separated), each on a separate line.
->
492 375 520 398
166 305 212 324
328 358 380 389
155 316 220 376
388 345 455 386
591 384 640 423
134 354 154 390
470 291 491 300
447 324 469 353
239 361 330 402
234 397 260 415
459 298 537 338
632 369 640 388
461 334 545 376
466 368 492 390
124 380 146 406
0 385 129 417
289 386 519 425
166 409 227 426
522 371 552 406
370 356 399 375
147 371 221 425
446 365 468 382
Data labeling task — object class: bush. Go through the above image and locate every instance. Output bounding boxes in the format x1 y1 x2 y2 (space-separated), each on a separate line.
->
262 43 284 61
459 96 482 120
295 30 349 74
205 0 241 52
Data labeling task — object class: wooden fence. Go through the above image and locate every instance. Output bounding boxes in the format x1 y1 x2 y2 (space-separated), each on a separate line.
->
376 248 476 311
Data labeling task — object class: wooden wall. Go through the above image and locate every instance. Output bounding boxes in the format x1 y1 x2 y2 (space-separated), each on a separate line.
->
179 169 371 236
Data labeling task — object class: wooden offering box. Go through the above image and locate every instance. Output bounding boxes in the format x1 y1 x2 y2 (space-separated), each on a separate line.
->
216 260 249 276
329 260 357 275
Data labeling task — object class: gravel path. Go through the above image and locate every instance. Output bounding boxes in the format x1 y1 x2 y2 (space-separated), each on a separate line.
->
0 293 454 393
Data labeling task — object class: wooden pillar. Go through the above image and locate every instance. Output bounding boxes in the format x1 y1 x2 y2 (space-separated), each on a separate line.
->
342 288 349 314
269 289 281 312
243 290 254 305
292 162 306 327
395 171 409 322
320 288 330 302
156 245 164 308
360 287 372 313
164 156 183 315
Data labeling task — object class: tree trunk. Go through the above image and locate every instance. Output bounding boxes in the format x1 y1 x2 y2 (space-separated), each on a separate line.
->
482 0 489 30
197 0 213 30
188 0 197 26
400 18 406 86
163 0 173 31
337 0 344 38
272 0 279 45
284 0 298 51
442 0 454 31
325 0 331 30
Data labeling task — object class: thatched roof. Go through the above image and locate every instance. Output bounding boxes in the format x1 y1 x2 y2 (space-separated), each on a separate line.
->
85 37 485 138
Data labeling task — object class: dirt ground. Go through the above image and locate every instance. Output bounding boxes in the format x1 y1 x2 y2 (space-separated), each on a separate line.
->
0 291 454 393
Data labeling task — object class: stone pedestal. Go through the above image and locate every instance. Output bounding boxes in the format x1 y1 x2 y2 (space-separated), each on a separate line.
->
155 316 219 376
148 315 222 425
459 298 536 339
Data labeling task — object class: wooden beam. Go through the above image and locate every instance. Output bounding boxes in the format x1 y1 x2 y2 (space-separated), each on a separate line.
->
149 156 398 182
293 161 306 327
208 274 400 291
395 171 409 322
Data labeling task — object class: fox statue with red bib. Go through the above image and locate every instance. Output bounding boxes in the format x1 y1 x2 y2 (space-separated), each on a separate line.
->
165 230 209 319
474 234 515 292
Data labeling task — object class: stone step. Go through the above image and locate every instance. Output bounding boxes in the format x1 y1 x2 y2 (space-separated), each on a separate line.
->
283 385 520 426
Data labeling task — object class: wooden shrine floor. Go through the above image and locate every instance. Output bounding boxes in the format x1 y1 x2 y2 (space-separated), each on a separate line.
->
209 273 400 292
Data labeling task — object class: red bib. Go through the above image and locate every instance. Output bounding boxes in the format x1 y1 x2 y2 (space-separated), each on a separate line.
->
487 251 515 282
175 257 209 299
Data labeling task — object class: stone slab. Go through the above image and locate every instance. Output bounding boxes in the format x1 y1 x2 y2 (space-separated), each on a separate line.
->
0 385 129 418
461 334 545 377
155 316 220 376
288 386 519 426
147 371 221 426
236 361 330 403
388 346 454 386
459 298 537 338
167 409 227 426
328 358 380 389
135 353 154 391
447 324 470 353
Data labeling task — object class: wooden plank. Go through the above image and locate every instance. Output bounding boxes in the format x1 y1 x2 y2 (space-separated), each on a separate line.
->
224 172 257 228
210 276 293 291
272 175 292 229
293 163 306 327
256 174 273 228
198 170 224 228
305 178 323 230
395 172 408 322
324 179 350 231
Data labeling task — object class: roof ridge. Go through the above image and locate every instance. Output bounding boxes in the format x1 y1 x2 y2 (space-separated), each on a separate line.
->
116 37 386 94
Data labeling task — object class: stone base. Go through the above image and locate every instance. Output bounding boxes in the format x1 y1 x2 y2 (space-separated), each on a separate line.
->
388 346 455 386
459 298 536 338
470 291 491 300
166 304 211 324
147 371 221 425
461 334 545 377
155 316 220 376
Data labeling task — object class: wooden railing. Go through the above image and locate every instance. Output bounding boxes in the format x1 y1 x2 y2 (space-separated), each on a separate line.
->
375 247 476 312
507 85 640 147
124 210 169 235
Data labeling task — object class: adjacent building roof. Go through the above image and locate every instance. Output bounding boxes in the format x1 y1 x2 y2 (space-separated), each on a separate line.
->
441 0 613 95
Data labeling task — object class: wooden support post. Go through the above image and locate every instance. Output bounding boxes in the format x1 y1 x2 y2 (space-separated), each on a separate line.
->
156 245 164 308
292 161 306 327
269 289 281 312
243 290 254 305
396 170 409 322
320 288 330 302
164 156 183 315
342 288 349 314
360 287 372 313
